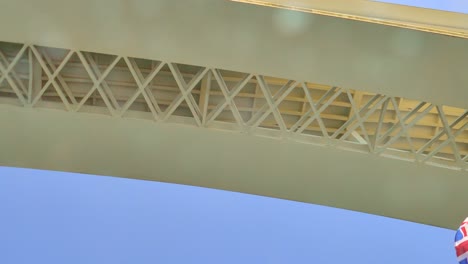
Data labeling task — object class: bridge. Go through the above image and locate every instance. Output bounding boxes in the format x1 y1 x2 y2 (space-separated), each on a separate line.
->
0 0 467 230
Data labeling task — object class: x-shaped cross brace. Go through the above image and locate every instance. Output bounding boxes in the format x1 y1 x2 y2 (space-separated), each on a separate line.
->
163 63 209 126
0 44 28 105
123 57 165 120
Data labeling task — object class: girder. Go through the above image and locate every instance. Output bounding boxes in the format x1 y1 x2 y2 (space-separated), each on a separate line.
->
1 103 467 230
0 0 467 109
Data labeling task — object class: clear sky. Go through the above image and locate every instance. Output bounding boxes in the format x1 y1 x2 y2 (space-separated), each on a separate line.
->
0 166 457 263
375 0 468 14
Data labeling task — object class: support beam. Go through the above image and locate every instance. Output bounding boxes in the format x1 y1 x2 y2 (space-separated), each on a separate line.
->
1 0 467 108
28 48 42 104
199 71 211 126
0 104 466 229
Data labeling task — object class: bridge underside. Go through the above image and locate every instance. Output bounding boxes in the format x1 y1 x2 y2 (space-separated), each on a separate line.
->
0 0 467 229
1 104 466 230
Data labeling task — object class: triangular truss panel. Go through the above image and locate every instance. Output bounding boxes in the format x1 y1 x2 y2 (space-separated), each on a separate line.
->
148 63 178 115
419 106 468 167
203 69 256 130
73 51 122 116
164 62 207 125
119 57 164 120
342 91 382 146
0 42 29 106
246 75 290 133
376 98 433 160
294 84 347 138
0 41 466 171
29 45 79 111
275 80 305 131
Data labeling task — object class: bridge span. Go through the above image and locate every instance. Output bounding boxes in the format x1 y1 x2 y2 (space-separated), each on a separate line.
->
0 0 467 229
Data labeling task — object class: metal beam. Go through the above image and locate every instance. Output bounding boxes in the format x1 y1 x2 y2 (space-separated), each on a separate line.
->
1 0 467 108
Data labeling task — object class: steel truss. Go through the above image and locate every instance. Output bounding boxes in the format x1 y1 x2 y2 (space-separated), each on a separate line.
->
0 41 466 171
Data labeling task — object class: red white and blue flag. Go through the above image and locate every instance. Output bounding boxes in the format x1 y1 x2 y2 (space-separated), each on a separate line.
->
455 217 468 264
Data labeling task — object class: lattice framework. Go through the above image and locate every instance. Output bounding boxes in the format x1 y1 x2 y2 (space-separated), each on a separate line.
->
0 41 466 171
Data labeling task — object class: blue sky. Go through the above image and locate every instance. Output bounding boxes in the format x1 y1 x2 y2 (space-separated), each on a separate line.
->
0 166 457 263
375 0 468 14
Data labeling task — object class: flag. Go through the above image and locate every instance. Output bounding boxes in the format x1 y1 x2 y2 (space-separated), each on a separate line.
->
455 217 468 264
